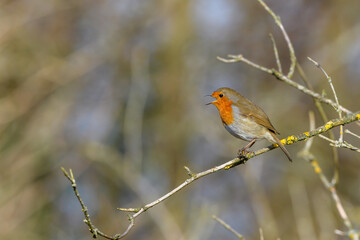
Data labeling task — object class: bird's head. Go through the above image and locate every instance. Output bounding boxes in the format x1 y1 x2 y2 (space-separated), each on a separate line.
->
206 87 237 109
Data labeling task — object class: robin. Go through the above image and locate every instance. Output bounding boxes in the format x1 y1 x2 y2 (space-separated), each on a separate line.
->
208 87 292 162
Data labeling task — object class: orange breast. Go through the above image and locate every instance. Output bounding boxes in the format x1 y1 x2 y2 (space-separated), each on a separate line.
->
213 97 234 125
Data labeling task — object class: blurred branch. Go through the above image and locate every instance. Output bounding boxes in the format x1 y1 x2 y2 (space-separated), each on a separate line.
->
302 158 360 240
61 1 360 239
298 114 360 240
288 178 317 240
82 142 184 240
296 62 340 186
240 166 280 238
307 57 345 184
62 112 360 239
318 135 360 152
212 215 245 240
259 228 264 240
345 129 360 139
0 42 104 130
121 48 183 239
123 48 150 171
292 112 317 240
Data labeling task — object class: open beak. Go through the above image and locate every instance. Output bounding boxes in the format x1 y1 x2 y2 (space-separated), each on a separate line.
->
205 94 215 105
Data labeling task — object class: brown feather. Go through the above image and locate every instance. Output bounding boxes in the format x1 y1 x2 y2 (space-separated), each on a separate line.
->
211 87 292 162
270 132 293 162
216 87 279 134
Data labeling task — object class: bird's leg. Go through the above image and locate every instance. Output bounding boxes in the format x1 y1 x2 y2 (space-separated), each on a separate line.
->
237 139 256 156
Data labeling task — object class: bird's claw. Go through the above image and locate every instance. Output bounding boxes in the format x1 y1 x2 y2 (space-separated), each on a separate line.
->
237 148 253 157
225 153 249 169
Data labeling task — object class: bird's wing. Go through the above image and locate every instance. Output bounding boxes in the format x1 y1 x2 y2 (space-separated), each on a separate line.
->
236 98 279 134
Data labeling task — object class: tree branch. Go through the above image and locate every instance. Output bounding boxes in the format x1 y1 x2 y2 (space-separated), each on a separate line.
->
299 115 360 240
61 111 360 239
217 54 352 114
256 0 296 78
61 1 360 239
61 168 116 240
212 215 245 240
269 33 282 73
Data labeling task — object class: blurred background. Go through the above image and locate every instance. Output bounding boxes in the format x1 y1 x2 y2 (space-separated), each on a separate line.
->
0 0 360 239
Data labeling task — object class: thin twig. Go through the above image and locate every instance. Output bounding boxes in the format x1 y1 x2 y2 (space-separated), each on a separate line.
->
308 57 344 145
269 33 282 72
296 63 340 186
61 168 115 240
311 157 358 239
212 215 245 240
63 112 360 239
345 129 360 139
259 228 264 240
120 112 360 220
307 57 341 113
319 135 360 152
318 134 337 143
298 116 359 240
218 55 352 114
257 0 296 78
217 55 273 74
340 142 360 152
214 1 359 239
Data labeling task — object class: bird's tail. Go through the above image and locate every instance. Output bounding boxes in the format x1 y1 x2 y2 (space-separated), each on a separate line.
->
270 132 293 162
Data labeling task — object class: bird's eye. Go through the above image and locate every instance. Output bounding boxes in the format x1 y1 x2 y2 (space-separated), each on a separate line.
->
219 93 223 98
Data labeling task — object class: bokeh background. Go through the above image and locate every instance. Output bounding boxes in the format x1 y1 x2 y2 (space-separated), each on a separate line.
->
1 0 360 239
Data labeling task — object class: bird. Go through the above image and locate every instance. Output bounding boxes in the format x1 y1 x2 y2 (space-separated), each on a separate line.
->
207 87 292 162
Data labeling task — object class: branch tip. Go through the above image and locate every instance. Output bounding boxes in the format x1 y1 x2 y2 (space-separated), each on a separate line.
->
269 33 282 72
307 57 320 67
184 166 196 177
117 207 140 213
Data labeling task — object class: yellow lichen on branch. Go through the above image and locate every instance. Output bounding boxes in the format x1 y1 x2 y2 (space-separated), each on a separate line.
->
227 111 360 167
